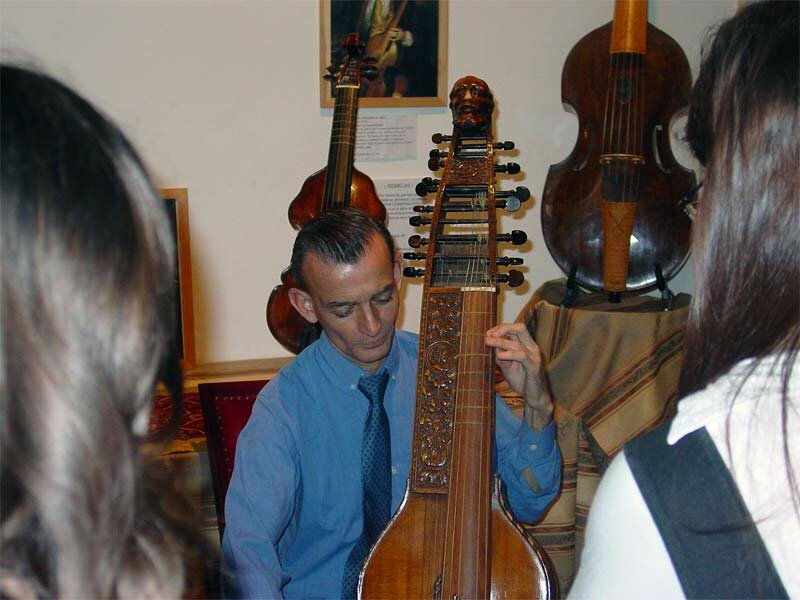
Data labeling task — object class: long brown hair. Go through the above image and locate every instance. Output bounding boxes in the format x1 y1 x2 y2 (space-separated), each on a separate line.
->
1 65 192 598
683 0 799 504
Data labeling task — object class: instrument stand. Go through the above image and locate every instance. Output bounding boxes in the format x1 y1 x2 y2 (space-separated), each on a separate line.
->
655 263 675 311
559 264 580 307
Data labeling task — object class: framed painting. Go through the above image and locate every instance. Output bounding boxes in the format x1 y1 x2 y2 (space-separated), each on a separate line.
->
320 0 448 108
159 187 196 368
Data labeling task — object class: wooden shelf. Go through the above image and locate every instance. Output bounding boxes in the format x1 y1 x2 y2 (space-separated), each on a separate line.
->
181 357 293 393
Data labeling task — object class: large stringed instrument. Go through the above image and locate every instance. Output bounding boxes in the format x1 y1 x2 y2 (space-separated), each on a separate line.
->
266 33 386 354
541 0 695 301
359 76 556 599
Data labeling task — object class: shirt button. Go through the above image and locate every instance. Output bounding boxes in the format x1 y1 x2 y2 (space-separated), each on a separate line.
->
391 374 396 380
350 383 356 390
391 466 398 475
529 443 538 451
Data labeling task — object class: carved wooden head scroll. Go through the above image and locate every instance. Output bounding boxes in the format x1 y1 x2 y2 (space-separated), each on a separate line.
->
448 76 494 131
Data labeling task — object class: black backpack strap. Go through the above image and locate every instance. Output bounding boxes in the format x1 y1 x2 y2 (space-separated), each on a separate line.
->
625 422 787 599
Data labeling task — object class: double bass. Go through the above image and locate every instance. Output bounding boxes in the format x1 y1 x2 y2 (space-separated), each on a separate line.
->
266 33 386 354
359 76 556 599
541 0 695 300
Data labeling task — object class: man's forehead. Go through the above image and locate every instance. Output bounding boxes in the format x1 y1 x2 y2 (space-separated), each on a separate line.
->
320 281 396 308
302 243 395 299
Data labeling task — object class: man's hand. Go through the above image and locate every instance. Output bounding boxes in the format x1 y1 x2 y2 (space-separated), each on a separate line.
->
485 323 553 431
387 27 405 42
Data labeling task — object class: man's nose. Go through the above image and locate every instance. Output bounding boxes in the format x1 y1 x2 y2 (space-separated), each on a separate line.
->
360 305 381 336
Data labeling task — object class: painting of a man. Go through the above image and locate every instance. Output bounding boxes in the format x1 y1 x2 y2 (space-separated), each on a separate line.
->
328 0 443 102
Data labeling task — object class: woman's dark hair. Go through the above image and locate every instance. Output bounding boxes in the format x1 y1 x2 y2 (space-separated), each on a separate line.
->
1 65 192 598
289 207 395 290
682 0 799 504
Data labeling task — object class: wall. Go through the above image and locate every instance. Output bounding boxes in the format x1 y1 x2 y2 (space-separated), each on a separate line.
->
1 0 734 363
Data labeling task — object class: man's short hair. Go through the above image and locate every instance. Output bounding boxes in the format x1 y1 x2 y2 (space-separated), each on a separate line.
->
289 207 395 290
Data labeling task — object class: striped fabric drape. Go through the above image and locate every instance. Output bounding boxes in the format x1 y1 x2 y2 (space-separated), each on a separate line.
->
497 279 690 595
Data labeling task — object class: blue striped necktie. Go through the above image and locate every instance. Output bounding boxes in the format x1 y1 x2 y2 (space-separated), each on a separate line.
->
341 370 392 599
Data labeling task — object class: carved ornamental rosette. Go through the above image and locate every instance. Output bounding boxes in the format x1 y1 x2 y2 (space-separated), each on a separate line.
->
410 290 463 493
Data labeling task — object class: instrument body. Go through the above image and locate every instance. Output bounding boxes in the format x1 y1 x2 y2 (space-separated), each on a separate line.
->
267 34 386 354
541 0 695 292
359 79 555 599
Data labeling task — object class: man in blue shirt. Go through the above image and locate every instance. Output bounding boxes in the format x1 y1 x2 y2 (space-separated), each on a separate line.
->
223 208 561 598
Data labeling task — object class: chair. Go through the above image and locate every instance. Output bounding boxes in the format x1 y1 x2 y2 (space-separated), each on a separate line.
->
199 379 268 539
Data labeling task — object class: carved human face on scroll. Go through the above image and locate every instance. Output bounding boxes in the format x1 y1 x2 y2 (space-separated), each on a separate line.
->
449 76 494 130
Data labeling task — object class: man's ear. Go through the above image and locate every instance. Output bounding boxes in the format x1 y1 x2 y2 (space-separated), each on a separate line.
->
288 287 319 324
393 251 403 288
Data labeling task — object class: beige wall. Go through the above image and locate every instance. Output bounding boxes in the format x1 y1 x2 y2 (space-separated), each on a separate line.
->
1 0 734 363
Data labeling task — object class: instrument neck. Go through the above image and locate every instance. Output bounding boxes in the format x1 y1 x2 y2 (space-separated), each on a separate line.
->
602 0 648 159
610 0 648 54
387 0 409 34
323 83 359 209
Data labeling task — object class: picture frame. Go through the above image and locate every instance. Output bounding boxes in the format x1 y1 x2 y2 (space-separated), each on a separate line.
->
319 0 448 108
159 187 196 368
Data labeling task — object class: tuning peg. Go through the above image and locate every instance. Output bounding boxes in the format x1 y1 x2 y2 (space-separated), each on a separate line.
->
495 162 521 175
429 149 449 159
514 186 531 201
497 230 528 245
431 133 452 144
403 252 426 260
412 205 434 213
428 157 444 171
409 215 431 227
496 186 530 201
496 186 531 212
497 269 525 287
362 66 378 80
496 256 523 266
322 65 340 81
493 141 515 151
403 267 425 278
408 235 428 248
415 177 440 197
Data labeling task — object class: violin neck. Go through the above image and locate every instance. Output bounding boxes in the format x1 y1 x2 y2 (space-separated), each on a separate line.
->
610 0 648 54
322 77 359 210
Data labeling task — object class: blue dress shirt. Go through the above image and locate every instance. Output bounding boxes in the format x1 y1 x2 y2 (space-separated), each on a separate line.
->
222 330 560 599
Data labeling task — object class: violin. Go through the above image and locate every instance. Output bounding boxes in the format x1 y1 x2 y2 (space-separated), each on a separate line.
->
266 33 386 354
541 0 695 298
358 76 556 599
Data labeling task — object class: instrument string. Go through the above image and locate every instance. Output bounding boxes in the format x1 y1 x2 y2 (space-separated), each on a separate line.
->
620 52 636 202
427 127 503 596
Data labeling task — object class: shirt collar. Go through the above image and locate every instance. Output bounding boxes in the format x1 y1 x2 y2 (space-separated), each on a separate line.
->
316 330 400 389
667 353 799 445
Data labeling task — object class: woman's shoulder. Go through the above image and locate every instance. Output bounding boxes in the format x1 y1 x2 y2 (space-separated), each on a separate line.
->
568 451 682 598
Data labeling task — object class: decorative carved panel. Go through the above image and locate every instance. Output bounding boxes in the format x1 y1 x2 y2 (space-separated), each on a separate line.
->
411 291 462 492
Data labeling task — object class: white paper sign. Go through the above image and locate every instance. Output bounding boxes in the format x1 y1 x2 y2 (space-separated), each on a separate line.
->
374 178 422 252
355 114 417 161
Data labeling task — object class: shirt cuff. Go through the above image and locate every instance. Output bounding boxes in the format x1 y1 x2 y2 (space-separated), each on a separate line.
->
516 418 556 460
